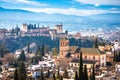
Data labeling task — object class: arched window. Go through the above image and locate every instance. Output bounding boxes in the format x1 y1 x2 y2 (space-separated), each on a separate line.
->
102 63 104 66
93 56 95 60
75 63 76 67
77 55 79 58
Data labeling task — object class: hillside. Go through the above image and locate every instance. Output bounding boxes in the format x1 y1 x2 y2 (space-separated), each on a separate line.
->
0 36 94 52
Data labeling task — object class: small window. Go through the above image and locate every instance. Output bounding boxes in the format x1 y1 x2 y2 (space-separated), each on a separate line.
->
71 64 73 67
75 64 76 67
102 63 104 66
93 56 95 60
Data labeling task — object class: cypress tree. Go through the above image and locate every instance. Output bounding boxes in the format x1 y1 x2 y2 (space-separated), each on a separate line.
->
0 43 9 57
36 45 41 56
113 50 116 62
63 68 68 78
89 72 92 80
60 76 63 80
0 67 2 72
18 62 27 80
74 71 78 80
116 51 119 62
83 65 88 80
46 68 50 78
93 38 98 48
40 70 45 80
0 48 4 57
57 66 60 79
53 73 56 80
52 48 58 56
79 51 83 80
18 50 26 61
27 43 30 53
14 68 18 80
119 51 120 61
92 64 95 80
41 44 45 56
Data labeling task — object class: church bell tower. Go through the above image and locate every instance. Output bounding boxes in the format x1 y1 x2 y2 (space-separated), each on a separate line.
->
59 38 69 58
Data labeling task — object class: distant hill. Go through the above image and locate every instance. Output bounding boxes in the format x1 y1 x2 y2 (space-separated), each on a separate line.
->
0 7 89 23
0 7 120 29
0 36 59 52
88 13 120 23
0 36 94 52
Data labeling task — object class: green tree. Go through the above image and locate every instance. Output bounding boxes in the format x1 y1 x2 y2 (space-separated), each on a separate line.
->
27 43 30 53
53 73 56 80
113 50 116 62
79 51 83 80
18 62 27 80
93 38 98 48
18 50 26 61
74 71 78 80
91 64 95 80
0 67 2 73
46 68 50 78
44 45 49 54
57 66 60 79
60 76 63 80
0 61 2 65
0 43 9 57
83 65 88 80
63 68 68 78
52 48 58 56
31 55 43 64
116 52 119 62
0 48 4 57
31 56 39 64
40 70 45 80
89 72 92 80
41 44 45 56
14 68 18 80
119 51 120 61
36 45 41 56
13 61 18 68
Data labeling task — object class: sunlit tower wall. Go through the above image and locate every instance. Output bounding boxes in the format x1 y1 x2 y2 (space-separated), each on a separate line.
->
59 38 69 58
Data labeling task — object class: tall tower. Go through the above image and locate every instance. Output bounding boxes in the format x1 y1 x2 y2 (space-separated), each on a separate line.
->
22 23 28 32
59 38 69 58
54 23 63 33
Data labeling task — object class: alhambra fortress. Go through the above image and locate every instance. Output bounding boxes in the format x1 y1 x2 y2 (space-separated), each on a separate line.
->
57 38 106 69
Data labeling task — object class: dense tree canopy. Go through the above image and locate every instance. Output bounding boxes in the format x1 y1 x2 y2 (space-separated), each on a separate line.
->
18 50 26 61
0 43 9 57
0 36 95 52
18 62 27 80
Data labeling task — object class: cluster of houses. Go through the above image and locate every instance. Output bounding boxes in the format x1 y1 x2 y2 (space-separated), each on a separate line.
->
0 37 120 79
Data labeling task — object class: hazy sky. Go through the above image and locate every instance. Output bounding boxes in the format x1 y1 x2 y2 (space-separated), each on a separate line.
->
0 0 120 16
